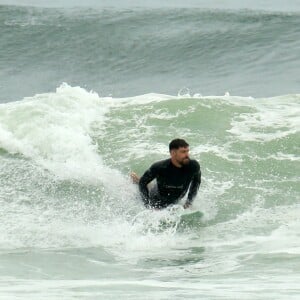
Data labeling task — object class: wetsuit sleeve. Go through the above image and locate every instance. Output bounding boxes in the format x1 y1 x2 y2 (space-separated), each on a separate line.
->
138 164 159 206
187 165 201 204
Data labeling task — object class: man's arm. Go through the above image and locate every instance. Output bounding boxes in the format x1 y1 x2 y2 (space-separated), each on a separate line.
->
185 166 201 208
138 165 157 206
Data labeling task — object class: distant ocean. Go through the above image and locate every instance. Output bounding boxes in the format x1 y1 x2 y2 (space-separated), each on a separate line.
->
0 1 299 299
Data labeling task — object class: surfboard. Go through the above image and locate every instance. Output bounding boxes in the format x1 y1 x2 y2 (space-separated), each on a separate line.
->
179 210 204 227
157 209 204 231
131 207 204 232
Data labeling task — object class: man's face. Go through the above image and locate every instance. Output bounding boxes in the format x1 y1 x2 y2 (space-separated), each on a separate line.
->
171 147 190 166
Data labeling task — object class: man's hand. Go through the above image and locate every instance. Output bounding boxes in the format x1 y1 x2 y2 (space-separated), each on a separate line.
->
130 172 140 184
183 202 191 209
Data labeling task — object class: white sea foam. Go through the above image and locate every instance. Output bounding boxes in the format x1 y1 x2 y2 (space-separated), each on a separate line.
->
0 83 116 183
201 204 300 254
227 95 300 142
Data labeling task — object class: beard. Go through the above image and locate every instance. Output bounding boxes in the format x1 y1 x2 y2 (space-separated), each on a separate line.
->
178 157 190 166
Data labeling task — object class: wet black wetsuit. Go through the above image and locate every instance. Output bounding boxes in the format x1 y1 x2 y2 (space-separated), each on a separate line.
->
139 159 201 208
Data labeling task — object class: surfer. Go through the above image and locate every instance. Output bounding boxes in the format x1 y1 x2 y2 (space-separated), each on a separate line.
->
131 138 201 209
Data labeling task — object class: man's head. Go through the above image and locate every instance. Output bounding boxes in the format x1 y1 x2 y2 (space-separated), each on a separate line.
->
169 138 190 167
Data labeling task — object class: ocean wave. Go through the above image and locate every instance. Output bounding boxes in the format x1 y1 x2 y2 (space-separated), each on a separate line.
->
1 6 300 101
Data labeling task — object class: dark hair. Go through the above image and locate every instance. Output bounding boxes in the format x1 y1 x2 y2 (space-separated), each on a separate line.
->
169 138 189 151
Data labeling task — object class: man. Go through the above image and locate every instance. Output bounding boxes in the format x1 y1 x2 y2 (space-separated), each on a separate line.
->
131 138 201 209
